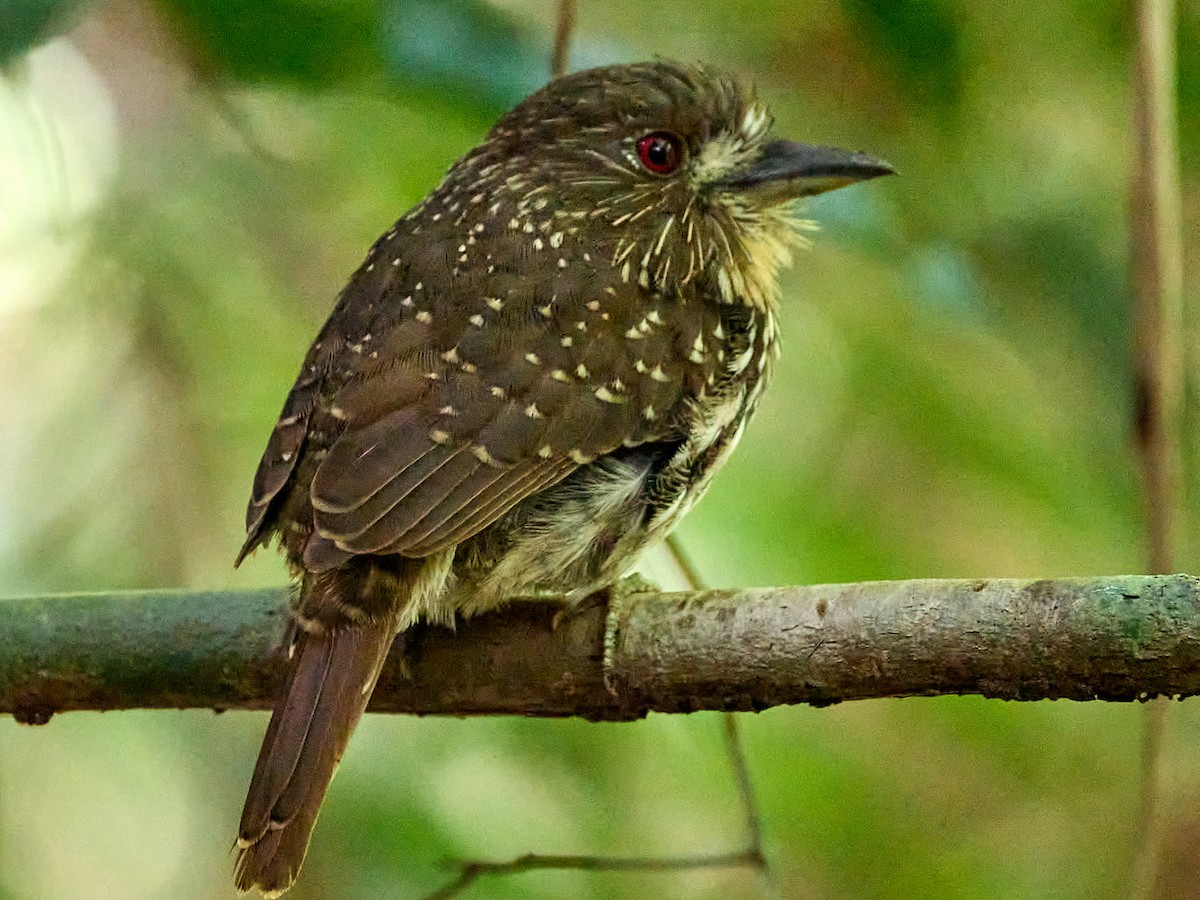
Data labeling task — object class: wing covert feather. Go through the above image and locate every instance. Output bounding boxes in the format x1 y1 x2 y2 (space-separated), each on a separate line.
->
266 263 697 569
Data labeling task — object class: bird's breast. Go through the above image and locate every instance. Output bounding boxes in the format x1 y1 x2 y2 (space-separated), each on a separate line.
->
642 301 778 535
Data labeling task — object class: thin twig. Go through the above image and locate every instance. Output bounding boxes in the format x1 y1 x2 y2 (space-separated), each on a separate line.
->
723 714 766 859
419 537 779 899
666 534 776 896
418 17 775 900
420 850 762 900
550 0 576 79
665 531 707 590
1128 0 1184 896
1135 698 1171 897
1131 0 1185 576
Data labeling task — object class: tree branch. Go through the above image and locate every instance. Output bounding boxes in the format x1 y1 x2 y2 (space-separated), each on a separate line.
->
2 575 1200 724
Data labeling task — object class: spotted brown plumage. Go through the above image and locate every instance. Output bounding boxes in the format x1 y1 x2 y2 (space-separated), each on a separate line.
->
233 60 891 896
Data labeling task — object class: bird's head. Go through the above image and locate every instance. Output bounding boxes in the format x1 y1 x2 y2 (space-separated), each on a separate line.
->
429 61 891 310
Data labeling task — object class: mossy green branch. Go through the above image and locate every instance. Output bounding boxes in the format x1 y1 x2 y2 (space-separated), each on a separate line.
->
1 575 1198 724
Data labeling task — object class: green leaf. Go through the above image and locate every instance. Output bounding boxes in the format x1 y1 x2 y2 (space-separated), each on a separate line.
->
151 0 550 111
840 0 964 109
382 0 549 112
153 0 382 86
0 0 91 65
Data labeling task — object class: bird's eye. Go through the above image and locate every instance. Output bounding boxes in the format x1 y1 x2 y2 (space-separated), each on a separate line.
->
636 132 683 175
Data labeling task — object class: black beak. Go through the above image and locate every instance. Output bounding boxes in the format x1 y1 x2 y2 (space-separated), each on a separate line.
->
717 140 894 203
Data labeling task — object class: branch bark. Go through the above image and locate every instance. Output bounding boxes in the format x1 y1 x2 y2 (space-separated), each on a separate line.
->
2 575 1200 723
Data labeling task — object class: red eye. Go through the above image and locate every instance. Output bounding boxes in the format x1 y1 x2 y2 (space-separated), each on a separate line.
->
636 132 682 174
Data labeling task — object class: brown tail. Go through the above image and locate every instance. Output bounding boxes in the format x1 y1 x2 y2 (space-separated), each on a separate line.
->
234 617 397 896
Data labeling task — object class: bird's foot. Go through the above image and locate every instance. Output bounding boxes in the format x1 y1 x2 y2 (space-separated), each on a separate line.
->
601 574 660 695
550 573 659 631
613 572 660 597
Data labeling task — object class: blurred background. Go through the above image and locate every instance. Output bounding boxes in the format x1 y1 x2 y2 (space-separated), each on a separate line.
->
1 0 1198 897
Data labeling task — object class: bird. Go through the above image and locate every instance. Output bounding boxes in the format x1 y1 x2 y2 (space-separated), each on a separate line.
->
231 59 891 896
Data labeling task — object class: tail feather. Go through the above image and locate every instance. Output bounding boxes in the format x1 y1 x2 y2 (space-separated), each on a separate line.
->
238 634 334 843
234 619 397 897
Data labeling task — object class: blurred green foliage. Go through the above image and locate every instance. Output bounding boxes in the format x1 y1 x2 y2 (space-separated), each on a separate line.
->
841 0 964 110
0 0 88 65
0 0 1198 898
157 0 384 87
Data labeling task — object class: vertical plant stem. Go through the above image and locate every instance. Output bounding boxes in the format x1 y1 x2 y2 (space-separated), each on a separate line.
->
723 713 767 861
665 534 777 897
1129 0 1184 896
550 0 577 79
1131 2 1184 569
551 12 769 890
